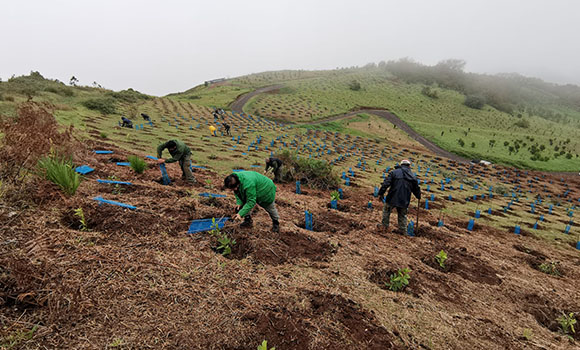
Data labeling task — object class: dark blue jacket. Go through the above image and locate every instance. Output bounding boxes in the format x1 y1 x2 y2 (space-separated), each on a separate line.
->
378 165 421 208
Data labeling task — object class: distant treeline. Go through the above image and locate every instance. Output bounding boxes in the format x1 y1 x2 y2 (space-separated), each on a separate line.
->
367 59 580 123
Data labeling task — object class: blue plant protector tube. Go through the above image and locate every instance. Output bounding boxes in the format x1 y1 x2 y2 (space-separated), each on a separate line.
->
514 225 521 235
467 219 474 231
437 219 444 227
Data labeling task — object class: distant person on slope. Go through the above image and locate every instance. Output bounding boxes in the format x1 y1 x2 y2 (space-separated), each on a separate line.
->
141 113 151 121
156 139 196 183
121 116 133 128
223 122 231 136
377 159 421 234
264 157 283 183
223 171 280 233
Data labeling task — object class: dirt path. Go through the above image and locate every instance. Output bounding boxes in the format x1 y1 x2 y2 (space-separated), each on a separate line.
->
231 86 468 162
230 84 284 114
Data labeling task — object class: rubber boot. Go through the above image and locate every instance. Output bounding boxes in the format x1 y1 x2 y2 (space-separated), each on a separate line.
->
240 216 253 228
272 220 280 233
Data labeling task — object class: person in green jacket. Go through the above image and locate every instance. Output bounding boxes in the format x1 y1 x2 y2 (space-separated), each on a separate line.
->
156 140 196 183
224 171 280 232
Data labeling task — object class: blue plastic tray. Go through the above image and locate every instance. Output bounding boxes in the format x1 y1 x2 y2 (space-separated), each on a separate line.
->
198 192 227 198
75 165 94 174
93 196 137 210
187 217 230 234
94 150 113 154
97 179 132 185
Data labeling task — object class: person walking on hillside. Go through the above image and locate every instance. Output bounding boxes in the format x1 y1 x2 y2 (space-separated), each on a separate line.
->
264 157 283 183
377 159 421 234
223 171 280 233
223 122 231 136
156 139 196 183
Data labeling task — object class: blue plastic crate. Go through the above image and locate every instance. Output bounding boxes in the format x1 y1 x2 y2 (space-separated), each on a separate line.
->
187 217 230 234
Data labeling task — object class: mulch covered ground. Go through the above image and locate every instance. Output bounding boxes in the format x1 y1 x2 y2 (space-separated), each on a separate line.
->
1 142 580 350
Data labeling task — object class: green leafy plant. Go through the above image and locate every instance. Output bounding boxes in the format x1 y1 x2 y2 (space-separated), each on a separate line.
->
99 131 108 139
37 153 81 195
205 179 213 189
1 325 38 349
128 155 147 174
522 328 533 341
217 234 236 256
435 250 448 269
108 337 125 348
208 154 218 160
257 340 275 350
385 268 410 292
557 312 577 335
330 190 340 201
538 261 561 276
74 208 88 231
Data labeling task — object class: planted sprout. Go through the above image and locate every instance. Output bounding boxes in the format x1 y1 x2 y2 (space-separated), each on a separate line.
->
435 250 448 269
330 190 340 202
557 312 577 335
217 235 236 256
258 340 275 350
538 261 561 276
74 208 88 231
128 155 147 174
385 268 410 292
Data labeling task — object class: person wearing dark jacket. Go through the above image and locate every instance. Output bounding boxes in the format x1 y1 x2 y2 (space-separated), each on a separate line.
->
223 122 231 136
224 171 280 232
156 140 196 183
121 116 133 128
141 113 151 121
377 159 421 233
264 157 283 183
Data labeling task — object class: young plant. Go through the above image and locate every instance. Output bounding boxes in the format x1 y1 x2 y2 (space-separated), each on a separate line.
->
522 328 533 341
557 312 577 335
128 155 147 174
330 190 340 202
435 250 448 269
538 261 561 276
37 153 81 195
257 340 275 350
385 268 411 292
74 208 88 231
205 179 213 189
217 234 236 256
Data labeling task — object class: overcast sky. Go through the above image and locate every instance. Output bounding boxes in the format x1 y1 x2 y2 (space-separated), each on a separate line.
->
1 0 579 96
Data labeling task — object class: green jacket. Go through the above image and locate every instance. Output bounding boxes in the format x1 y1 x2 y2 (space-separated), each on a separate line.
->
157 140 191 163
234 171 276 217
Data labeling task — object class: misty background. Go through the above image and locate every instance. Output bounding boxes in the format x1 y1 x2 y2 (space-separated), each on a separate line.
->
1 0 579 96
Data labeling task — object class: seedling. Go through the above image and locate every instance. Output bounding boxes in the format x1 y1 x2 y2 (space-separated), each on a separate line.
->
330 190 340 202
257 340 275 350
217 234 236 256
522 328 533 341
385 268 410 292
557 312 576 335
128 155 147 174
538 261 561 276
205 179 214 189
435 250 448 269
74 208 88 231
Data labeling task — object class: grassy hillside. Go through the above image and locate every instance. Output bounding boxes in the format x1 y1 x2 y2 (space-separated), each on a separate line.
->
172 68 580 171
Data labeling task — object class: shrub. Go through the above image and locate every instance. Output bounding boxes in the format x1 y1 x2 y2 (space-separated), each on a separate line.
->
99 132 108 139
37 153 82 195
457 138 465 147
421 86 439 98
385 268 410 292
128 155 147 174
5 95 15 102
81 97 117 114
348 79 361 91
107 88 151 103
514 119 530 128
276 150 340 190
464 95 486 109
538 261 561 276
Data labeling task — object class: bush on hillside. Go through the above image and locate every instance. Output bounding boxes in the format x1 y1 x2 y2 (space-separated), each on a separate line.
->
82 97 117 114
421 86 439 99
514 119 530 128
107 88 151 103
128 155 147 174
348 80 361 91
464 95 486 109
275 150 340 190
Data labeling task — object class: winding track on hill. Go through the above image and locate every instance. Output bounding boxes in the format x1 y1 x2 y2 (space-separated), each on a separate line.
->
230 85 468 162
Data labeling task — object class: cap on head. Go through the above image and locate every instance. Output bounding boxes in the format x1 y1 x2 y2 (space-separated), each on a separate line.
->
401 159 411 166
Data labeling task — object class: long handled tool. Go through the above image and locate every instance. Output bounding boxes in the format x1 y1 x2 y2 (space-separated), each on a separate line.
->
416 198 421 231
